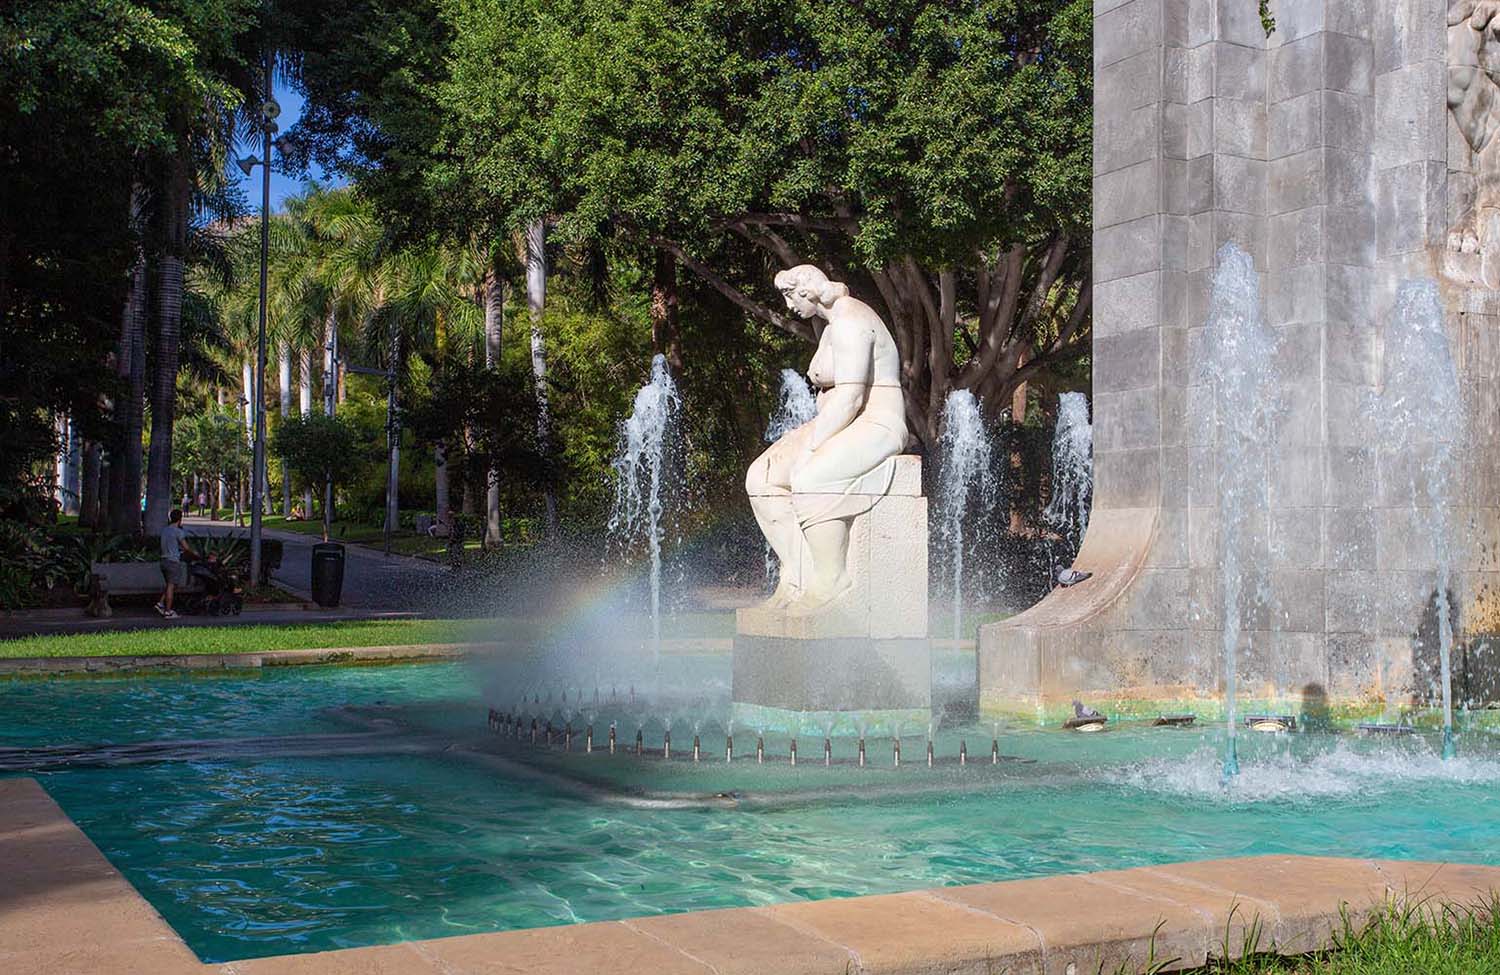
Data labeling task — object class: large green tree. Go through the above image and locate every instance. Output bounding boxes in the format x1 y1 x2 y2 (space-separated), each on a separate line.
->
298 0 1093 446
2 0 264 533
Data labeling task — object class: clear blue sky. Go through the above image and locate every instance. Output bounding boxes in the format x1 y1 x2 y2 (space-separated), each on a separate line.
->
229 79 346 212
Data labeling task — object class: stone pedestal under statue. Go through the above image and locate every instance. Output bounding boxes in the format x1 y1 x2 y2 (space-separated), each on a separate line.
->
733 454 930 729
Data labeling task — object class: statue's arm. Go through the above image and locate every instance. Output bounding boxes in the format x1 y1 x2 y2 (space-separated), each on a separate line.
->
808 321 874 452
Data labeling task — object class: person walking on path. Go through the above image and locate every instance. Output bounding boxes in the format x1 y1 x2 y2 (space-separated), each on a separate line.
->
155 508 199 619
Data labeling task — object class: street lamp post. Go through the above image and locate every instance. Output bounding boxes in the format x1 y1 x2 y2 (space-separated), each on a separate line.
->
242 57 279 589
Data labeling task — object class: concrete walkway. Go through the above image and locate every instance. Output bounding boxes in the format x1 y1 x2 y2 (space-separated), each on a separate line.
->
4 776 1500 975
0 520 450 640
186 518 448 609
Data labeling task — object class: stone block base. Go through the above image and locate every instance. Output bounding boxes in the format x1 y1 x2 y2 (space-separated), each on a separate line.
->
731 634 931 717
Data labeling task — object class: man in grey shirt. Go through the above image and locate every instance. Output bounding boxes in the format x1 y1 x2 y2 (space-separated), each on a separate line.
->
156 508 198 619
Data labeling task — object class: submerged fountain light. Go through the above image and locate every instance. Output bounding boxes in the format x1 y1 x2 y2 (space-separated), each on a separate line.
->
1357 722 1416 736
1064 700 1107 731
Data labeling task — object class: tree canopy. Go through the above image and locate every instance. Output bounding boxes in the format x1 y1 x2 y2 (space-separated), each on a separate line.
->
290 0 1094 443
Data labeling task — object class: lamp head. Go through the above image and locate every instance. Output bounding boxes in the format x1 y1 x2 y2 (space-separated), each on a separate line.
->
236 155 260 177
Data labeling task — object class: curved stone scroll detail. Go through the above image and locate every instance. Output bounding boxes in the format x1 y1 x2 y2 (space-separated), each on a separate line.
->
977 507 1159 714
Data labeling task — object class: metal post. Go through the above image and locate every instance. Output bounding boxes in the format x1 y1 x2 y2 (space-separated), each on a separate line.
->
248 54 272 589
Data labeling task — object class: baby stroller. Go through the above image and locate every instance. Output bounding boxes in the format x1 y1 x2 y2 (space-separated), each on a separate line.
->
183 555 244 616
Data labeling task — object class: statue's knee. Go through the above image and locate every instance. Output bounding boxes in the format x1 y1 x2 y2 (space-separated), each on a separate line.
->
745 461 767 495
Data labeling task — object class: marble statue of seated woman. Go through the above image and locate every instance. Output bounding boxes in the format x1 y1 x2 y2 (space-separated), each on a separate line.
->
745 265 911 611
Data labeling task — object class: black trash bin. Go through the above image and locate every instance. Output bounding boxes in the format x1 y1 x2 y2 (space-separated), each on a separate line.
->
310 542 345 607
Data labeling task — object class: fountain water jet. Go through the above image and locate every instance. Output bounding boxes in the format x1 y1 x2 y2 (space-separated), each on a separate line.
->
1203 243 1281 779
936 389 998 640
1044 393 1093 580
1382 280 1463 759
608 354 683 676
761 370 817 588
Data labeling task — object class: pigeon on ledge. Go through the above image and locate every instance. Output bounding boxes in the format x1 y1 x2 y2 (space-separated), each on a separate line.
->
1072 700 1103 720
1056 568 1092 587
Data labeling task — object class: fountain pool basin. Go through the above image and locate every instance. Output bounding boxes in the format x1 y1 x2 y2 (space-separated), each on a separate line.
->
5 659 1500 964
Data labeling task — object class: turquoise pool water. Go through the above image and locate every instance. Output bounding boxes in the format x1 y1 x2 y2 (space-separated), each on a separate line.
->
6 661 1500 963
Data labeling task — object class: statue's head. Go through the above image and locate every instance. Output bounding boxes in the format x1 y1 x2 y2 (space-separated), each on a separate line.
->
774 265 849 319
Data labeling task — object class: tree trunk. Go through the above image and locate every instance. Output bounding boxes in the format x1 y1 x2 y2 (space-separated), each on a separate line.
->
53 414 67 514
80 440 101 528
143 157 191 537
323 308 338 418
300 347 313 516
242 358 254 441
279 344 292 517
215 388 227 518
461 459 478 517
525 219 558 537
435 444 450 525
484 269 504 546
650 248 683 373
1009 349 1029 535
58 414 81 515
110 185 149 535
384 330 401 548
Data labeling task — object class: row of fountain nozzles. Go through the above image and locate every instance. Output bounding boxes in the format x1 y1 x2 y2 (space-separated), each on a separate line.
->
486 710 1005 766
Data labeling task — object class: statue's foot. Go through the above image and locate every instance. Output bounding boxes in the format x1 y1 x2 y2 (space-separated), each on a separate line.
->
787 577 854 616
760 580 802 610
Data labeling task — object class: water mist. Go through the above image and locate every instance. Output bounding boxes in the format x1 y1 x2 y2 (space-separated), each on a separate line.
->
608 354 682 673
1044 392 1093 576
1204 243 1280 779
937 389 998 641
1382 280 1462 759
762 370 817 588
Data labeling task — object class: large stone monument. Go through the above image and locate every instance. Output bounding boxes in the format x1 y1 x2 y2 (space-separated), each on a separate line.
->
979 0 1500 715
735 266 930 727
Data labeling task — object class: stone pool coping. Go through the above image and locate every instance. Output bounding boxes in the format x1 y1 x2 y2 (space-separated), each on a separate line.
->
0 637 759 676
5 777 1500 975
0 642 482 676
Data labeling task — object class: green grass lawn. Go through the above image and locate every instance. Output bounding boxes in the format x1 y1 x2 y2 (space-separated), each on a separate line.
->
257 515 487 560
0 618 515 659
0 611 736 659
1159 900 1500 975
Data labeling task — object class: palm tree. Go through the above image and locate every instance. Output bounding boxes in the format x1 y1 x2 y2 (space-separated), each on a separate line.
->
376 242 483 527
481 246 507 546
143 153 195 535
524 219 557 538
110 186 150 535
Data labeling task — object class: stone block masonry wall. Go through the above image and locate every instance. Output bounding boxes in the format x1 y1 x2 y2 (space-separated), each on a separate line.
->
978 0 1500 714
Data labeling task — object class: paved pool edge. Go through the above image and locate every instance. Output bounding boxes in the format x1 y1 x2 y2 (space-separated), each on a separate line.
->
0 637 743 676
6 778 1500 974
0 642 482 676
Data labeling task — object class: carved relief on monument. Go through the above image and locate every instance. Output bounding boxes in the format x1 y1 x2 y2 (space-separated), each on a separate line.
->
1446 0 1500 286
